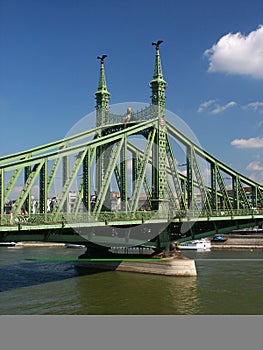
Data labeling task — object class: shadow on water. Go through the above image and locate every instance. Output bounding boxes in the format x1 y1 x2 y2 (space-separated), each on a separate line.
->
0 261 108 293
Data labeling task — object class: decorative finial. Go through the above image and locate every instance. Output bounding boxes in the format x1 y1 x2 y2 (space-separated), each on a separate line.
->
152 40 163 50
97 54 107 64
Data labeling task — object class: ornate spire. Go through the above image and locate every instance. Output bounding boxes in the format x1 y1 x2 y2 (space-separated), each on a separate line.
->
95 55 110 95
95 55 110 127
149 40 167 108
151 40 164 80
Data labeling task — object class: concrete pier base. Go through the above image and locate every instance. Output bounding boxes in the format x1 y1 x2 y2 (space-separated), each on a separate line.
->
75 256 197 276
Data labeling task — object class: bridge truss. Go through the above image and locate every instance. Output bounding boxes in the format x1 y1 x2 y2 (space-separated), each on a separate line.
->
1 43 263 249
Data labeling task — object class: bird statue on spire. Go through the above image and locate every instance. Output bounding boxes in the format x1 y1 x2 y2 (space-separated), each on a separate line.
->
97 54 107 63
152 40 163 50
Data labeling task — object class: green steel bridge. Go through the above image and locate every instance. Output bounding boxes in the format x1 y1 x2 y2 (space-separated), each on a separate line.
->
1 41 263 252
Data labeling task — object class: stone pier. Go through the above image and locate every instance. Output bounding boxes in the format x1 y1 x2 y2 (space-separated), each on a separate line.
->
75 255 197 276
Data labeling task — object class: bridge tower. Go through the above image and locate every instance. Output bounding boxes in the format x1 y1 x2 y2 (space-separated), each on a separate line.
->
150 41 169 212
94 55 111 211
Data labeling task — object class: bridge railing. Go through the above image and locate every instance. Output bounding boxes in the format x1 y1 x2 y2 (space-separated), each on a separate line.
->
1 208 263 227
105 105 158 126
172 208 263 218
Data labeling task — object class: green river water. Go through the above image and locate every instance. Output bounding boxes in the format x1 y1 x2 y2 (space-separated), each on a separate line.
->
0 246 263 315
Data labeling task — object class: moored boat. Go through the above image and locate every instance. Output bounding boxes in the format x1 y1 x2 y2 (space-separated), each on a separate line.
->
65 243 86 249
179 238 211 250
0 242 17 247
211 235 228 243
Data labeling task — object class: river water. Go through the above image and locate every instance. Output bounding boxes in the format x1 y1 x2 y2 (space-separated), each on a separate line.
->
0 245 263 315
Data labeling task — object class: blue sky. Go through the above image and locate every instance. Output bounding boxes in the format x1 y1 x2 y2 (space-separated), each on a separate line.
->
1 0 263 183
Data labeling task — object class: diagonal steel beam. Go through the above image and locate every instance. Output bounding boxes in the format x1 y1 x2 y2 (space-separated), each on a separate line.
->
53 149 88 216
93 138 124 215
11 160 45 215
130 128 156 212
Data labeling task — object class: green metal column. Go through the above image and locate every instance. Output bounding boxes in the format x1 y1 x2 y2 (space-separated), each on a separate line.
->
232 176 238 210
39 160 48 213
120 134 128 211
186 145 194 210
150 40 169 213
252 187 258 208
62 155 69 212
95 55 110 128
211 163 217 210
95 55 111 212
181 178 187 210
24 166 31 214
132 151 139 194
83 150 91 214
0 169 4 221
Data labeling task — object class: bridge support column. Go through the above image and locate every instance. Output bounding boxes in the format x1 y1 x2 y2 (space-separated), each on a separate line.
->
39 160 48 214
120 135 128 211
77 243 197 276
83 150 91 214
186 145 194 210
211 163 218 210
24 166 31 214
62 155 69 212
0 169 4 222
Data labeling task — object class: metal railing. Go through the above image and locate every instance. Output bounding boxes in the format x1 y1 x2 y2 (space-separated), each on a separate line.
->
1 208 263 227
100 105 158 126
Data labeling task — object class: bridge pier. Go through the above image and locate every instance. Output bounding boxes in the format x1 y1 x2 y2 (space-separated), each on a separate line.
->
76 243 197 276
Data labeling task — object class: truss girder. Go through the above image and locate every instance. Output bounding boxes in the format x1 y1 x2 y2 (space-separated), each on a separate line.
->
0 104 263 233
135 150 153 208
166 121 263 210
166 179 178 213
167 121 263 194
4 168 23 204
186 146 198 210
82 148 96 214
191 148 212 212
39 160 48 214
0 119 157 172
53 150 88 216
11 160 45 215
130 128 156 212
93 138 124 215
114 165 122 193
215 164 233 210
257 189 263 207
143 175 152 208
166 137 186 210
127 139 251 211
0 169 4 216
237 177 252 209
72 178 83 214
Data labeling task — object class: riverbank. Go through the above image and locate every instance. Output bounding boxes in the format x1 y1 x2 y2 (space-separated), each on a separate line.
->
211 234 263 249
6 234 263 250
14 242 66 247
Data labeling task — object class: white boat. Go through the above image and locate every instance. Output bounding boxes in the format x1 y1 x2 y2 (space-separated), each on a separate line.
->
0 242 17 247
179 238 211 250
65 243 86 249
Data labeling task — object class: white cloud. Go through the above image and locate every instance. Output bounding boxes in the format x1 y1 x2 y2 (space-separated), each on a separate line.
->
244 101 263 114
246 161 263 184
197 99 216 113
249 173 263 184
211 101 237 114
204 25 263 79
231 137 263 148
246 161 263 171
197 99 237 114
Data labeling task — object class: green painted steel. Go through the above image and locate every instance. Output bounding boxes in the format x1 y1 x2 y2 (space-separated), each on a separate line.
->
0 41 263 248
